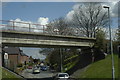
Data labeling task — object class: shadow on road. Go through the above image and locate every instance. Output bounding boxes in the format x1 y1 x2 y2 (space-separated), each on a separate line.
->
26 77 53 80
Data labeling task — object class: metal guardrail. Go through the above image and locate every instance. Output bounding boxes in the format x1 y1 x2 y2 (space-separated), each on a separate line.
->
0 20 50 33
0 20 79 36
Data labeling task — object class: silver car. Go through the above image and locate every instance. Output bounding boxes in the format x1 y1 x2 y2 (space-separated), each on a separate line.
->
32 67 40 74
53 73 69 80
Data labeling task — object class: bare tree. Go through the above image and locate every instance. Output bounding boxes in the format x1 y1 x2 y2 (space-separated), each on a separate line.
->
72 3 109 38
46 17 76 36
53 17 67 35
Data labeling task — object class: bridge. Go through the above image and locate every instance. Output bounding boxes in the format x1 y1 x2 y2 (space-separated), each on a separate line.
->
1 20 96 48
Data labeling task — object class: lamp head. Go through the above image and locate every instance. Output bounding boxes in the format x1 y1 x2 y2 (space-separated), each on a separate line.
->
103 6 109 9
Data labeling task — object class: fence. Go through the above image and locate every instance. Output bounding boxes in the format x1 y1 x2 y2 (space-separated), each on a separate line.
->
0 20 49 33
0 20 81 36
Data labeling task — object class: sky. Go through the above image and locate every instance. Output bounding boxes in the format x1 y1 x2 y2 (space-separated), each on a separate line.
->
2 2 75 22
20 47 46 60
1 1 119 59
2 2 119 28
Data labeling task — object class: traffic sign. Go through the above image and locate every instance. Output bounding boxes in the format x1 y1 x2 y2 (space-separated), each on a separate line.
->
4 53 8 59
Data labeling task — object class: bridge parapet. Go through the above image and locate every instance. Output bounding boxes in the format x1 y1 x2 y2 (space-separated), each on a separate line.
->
0 20 83 37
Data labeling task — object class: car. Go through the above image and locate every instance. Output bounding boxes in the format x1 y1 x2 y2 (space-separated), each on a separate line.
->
50 69 56 73
40 66 47 71
53 73 69 80
27 66 32 69
32 67 40 74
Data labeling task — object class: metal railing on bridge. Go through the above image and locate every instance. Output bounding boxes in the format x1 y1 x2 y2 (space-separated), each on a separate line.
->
0 20 81 37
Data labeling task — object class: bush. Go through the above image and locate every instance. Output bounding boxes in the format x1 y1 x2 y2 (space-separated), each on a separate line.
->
17 63 23 67
28 63 33 66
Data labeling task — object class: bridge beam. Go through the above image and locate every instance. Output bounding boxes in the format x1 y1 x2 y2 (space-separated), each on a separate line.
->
2 31 96 48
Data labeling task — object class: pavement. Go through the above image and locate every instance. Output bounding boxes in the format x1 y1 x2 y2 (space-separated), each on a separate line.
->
70 65 90 78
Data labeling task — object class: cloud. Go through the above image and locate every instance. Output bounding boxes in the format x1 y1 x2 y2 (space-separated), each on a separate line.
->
111 2 118 17
66 10 74 21
101 2 118 17
9 18 32 27
66 2 119 21
37 17 49 25
33 52 46 60
20 47 46 60
72 3 81 10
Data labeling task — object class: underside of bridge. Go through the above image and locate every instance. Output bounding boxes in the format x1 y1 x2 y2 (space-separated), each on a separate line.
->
2 43 90 48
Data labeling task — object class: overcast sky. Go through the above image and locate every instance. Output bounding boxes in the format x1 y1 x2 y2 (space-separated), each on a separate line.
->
1 1 119 59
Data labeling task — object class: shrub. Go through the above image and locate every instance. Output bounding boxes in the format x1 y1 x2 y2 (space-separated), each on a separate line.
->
28 63 33 66
17 63 23 67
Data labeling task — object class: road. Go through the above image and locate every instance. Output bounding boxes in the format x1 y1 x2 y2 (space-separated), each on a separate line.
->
21 69 56 79
20 69 77 80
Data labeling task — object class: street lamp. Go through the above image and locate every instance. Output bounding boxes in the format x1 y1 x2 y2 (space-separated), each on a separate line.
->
103 6 115 80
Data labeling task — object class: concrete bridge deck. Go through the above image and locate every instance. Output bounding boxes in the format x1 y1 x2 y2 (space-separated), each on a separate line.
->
2 31 96 48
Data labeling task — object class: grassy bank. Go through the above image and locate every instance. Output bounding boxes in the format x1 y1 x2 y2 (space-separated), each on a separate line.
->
0 67 2 80
80 54 118 78
63 55 79 72
63 59 78 72
2 67 24 80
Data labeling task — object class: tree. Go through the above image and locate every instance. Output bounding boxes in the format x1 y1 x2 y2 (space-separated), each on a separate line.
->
72 3 109 38
46 17 76 36
113 28 120 54
116 28 120 41
91 28 107 62
94 28 107 51
44 48 79 71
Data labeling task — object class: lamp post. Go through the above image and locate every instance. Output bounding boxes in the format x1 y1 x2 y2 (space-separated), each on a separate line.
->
103 6 115 80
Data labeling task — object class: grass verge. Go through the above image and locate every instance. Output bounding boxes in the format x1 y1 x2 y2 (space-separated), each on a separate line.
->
80 54 118 78
0 67 2 79
2 67 24 80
